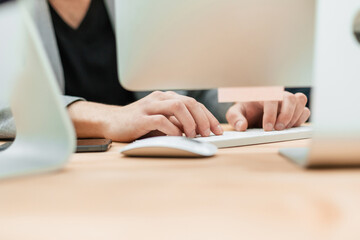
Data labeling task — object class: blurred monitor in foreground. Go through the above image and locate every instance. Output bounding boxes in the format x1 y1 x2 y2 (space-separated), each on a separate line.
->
0 1 75 178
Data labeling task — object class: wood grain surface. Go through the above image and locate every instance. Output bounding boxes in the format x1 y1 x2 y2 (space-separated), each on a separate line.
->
0 126 359 240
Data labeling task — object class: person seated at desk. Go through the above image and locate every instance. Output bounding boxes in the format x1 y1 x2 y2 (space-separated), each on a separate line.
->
0 0 310 142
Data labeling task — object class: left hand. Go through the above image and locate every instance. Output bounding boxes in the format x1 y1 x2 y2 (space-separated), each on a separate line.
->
225 91 311 131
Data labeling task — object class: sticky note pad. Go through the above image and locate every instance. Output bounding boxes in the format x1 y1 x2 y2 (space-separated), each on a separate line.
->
218 87 284 103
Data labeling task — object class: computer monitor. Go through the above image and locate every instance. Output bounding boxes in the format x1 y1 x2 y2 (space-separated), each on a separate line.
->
280 0 360 167
115 0 315 91
115 0 360 167
0 1 75 178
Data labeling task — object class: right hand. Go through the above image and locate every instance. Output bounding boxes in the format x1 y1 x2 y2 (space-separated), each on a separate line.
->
69 91 224 142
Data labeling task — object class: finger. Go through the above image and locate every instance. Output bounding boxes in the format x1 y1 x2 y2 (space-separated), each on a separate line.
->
262 101 278 131
286 93 308 128
175 96 211 137
146 100 196 137
293 107 311 127
226 103 248 131
168 116 184 133
199 104 223 135
148 92 210 137
139 130 166 139
275 92 297 130
147 115 182 136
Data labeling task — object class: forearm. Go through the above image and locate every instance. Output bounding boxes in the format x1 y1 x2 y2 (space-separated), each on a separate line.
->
67 101 116 139
67 91 225 142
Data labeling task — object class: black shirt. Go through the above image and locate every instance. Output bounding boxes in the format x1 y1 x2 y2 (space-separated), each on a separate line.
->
0 0 13 4
49 0 135 106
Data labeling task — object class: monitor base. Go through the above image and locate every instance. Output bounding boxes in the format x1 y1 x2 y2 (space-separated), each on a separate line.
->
279 147 310 167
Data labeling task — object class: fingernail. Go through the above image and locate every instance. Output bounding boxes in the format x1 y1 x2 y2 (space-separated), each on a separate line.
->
217 124 224 134
265 123 273 131
190 130 197 138
204 128 211 137
275 123 285 130
235 121 243 131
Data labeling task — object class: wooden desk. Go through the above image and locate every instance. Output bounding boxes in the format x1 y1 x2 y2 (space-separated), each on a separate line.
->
1 130 360 240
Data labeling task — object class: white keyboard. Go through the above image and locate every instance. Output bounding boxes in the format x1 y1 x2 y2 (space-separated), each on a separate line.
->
194 126 313 148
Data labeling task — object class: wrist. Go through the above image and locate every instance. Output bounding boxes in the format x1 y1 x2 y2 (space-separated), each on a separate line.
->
67 101 115 139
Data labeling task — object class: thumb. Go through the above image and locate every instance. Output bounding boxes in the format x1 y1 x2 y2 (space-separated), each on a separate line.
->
226 103 248 131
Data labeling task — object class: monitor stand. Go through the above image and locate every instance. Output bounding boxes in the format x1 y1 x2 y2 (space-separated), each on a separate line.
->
279 0 360 168
0 2 75 179
279 148 310 167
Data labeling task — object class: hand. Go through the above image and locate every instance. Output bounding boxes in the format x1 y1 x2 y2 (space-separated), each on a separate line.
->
68 91 223 142
225 91 311 131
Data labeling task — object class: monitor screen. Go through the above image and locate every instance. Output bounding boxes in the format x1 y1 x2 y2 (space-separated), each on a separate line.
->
115 0 315 91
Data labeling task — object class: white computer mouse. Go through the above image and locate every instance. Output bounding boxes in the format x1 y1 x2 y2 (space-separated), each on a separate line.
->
120 136 217 158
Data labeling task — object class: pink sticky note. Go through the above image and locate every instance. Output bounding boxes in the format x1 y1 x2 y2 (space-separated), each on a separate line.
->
218 87 284 103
